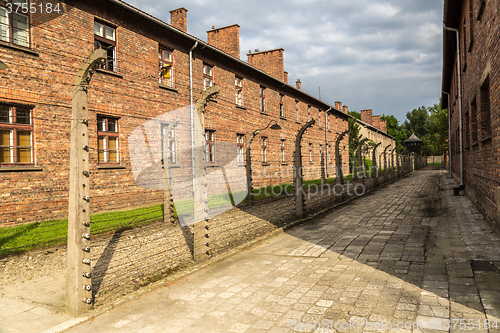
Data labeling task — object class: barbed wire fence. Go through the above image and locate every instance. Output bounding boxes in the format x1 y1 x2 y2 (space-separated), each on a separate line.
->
0 41 422 311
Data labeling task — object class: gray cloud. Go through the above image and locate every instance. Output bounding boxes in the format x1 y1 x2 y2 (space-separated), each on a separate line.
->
126 0 443 122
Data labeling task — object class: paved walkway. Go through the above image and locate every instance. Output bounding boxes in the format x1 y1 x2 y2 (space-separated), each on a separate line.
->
64 169 500 333
1 169 500 333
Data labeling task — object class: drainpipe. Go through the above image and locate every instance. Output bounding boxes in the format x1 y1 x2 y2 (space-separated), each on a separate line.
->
324 107 332 177
442 91 452 178
444 26 464 188
189 41 199 193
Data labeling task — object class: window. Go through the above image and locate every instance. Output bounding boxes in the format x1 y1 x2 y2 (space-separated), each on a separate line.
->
468 0 474 51
471 97 478 143
94 20 116 72
260 86 266 113
237 134 244 163
465 110 470 147
295 101 299 122
97 116 119 164
462 16 467 70
480 76 491 139
281 139 285 163
161 123 176 164
159 48 173 87
203 63 213 90
261 137 267 163
0 104 33 165
318 110 322 128
205 130 215 163
235 76 243 106
309 143 313 162
279 94 284 118
0 1 30 47
307 106 311 122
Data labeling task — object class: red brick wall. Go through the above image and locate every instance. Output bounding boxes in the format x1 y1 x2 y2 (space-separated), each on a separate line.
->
247 49 285 82
361 109 372 125
445 0 500 227
207 25 240 59
0 0 349 226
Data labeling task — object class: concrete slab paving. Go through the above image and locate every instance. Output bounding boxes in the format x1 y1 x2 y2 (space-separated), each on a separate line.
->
59 169 500 332
2 169 500 333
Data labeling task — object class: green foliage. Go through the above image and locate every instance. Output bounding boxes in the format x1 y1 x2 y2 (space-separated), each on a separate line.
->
381 114 406 151
348 111 362 169
382 103 448 156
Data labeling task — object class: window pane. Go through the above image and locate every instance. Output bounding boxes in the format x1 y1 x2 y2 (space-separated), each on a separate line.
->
109 150 117 162
0 7 8 43
105 26 115 41
98 150 105 163
0 105 11 123
0 129 11 146
94 22 103 36
12 13 29 47
107 119 117 132
17 131 31 147
16 108 31 124
98 136 105 162
12 13 28 30
108 137 117 150
0 147 11 163
17 148 31 163
98 136 104 150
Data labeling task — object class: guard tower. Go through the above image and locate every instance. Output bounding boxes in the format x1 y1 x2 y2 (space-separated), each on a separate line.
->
404 133 423 154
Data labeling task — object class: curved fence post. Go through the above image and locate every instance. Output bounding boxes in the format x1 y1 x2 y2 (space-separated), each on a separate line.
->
294 120 315 218
67 49 107 314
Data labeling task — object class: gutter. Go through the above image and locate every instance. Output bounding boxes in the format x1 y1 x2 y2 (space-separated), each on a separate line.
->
444 26 464 189
442 91 452 178
189 41 198 194
324 107 332 176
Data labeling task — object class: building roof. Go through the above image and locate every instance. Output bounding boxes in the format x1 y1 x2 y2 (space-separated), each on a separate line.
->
441 0 464 109
355 119 395 141
106 0 350 120
404 133 423 143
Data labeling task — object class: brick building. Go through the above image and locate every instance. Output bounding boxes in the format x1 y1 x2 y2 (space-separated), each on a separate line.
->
0 0 355 226
357 109 395 167
441 0 500 228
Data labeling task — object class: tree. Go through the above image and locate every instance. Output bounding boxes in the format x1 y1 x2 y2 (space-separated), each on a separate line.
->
381 114 406 151
348 111 361 172
403 106 429 140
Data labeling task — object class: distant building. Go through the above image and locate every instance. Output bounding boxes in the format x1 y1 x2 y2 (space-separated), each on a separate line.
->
404 133 423 155
441 0 500 228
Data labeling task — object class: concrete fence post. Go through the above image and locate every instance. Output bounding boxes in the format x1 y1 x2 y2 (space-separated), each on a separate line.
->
162 120 179 224
372 143 381 187
335 130 349 186
355 138 368 181
193 86 219 262
67 49 106 314
294 120 315 218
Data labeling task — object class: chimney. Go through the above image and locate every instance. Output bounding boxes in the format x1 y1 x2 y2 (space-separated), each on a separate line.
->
170 8 188 33
207 24 240 59
343 106 348 114
296 79 301 90
372 115 381 129
284 71 288 84
380 120 387 133
361 109 373 125
335 101 342 111
247 48 285 82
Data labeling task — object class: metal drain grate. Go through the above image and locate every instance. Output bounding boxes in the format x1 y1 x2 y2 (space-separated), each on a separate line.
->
471 260 497 272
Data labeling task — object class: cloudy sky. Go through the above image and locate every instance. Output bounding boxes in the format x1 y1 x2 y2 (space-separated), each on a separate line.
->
126 0 444 123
